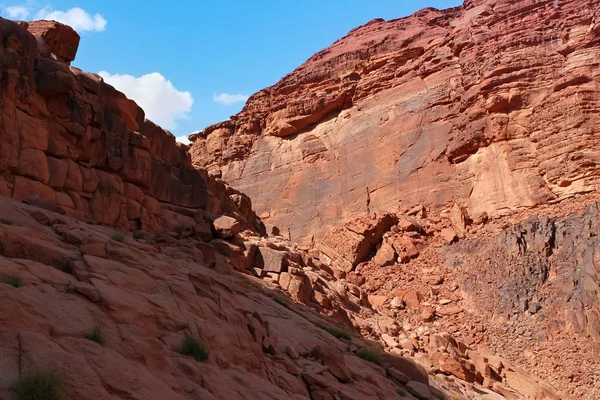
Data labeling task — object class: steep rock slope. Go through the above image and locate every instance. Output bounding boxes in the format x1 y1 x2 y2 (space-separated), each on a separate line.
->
0 196 428 400
190 0 600 243
313 196 600 399
0 17 442 400
0 14 563 400
0 18 261 237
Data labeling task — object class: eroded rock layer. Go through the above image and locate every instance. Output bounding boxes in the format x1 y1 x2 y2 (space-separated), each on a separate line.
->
191 0 600 243
0 18 261 236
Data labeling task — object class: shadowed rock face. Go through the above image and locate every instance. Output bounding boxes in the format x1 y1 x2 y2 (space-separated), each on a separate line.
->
455 200 600 344
26 20 80 65
0 17 262 235
190 0 600 244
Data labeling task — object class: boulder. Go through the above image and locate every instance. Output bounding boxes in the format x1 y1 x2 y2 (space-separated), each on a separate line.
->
318 227 371 273
449 204 469 238
440 228 457 244
255 247 287 273
28 20 81 64
213 215 242 239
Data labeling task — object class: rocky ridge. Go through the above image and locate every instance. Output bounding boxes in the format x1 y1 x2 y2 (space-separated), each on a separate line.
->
0 18 262 240
190 0 600 244
0 13 568 400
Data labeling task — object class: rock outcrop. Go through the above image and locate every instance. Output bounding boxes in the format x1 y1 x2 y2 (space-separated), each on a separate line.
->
0 17 262 238
312 196 600 399
0 196 423 400
190 0 600 244
0 2 597 399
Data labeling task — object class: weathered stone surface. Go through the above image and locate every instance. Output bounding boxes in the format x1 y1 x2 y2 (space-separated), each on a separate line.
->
255 247 286 273
191 0 600 246
213 215 241 239
373 240 396 267
0 17 262 236
440 228 457 244
0 194 426 400
0 8 579 400
318 214 395 273
406 381 433 400
27 20 80 64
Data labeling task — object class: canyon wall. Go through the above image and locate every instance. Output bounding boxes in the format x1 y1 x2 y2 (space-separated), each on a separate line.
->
190 0 600 243
0 18 261 237
0 10 587 400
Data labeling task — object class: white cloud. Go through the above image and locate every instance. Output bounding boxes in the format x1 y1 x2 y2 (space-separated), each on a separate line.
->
4 5 29 20
35 7 107 32
213 93 249 105
99 71 194 131
176 136 191 145
1 5 106 32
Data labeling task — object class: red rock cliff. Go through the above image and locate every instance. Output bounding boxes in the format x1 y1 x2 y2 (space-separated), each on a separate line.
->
0 18 262 236
190 0 600 243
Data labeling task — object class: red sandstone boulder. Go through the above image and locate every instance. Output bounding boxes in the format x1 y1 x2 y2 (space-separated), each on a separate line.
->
318 227 371 273
255 247 286 273
213 215 241 239
27 20 80 64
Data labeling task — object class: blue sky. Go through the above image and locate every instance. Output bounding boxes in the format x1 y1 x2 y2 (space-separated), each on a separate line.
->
1 0 462 141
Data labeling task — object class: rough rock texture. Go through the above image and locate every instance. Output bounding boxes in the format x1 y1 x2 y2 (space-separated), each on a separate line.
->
0 15 520 400
0 196 421 400
26 20 80 65
191 0 600 244
0 193 561 400
449 200 600 399
0 5 596 399
0 17 262 237
331 196 600 399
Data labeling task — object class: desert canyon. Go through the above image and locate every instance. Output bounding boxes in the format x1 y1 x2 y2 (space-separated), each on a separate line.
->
0 0 599 399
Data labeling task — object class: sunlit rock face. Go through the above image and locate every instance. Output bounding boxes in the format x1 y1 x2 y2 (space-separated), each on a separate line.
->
191 0 600 243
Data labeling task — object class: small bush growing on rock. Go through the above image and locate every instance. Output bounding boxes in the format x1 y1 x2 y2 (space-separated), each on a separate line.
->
356 347 384 365
272 295 289 308
396 388 406 396
315 322 352 340
111 233 125 242
12 368 65 400
0 218 13 225
0 275 24 288
180 337 210 362
83 325 106 346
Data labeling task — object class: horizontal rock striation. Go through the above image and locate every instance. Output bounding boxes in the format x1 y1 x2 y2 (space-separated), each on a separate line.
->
0 18 261 235
190 0 600 244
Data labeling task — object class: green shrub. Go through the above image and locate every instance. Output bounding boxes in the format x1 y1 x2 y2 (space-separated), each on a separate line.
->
396 388 406 396
356 347 384 365
111 233 125 242
0 218 13 225
12 369 65 400
272 295 289 308
0 275 24 288
315 322 352 340
180 337 210 362
83 325 106 346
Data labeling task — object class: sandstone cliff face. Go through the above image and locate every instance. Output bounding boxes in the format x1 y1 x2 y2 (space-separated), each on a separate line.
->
190 0 600 244
0 17 452 400
0 12 579 400
0 18 261 237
